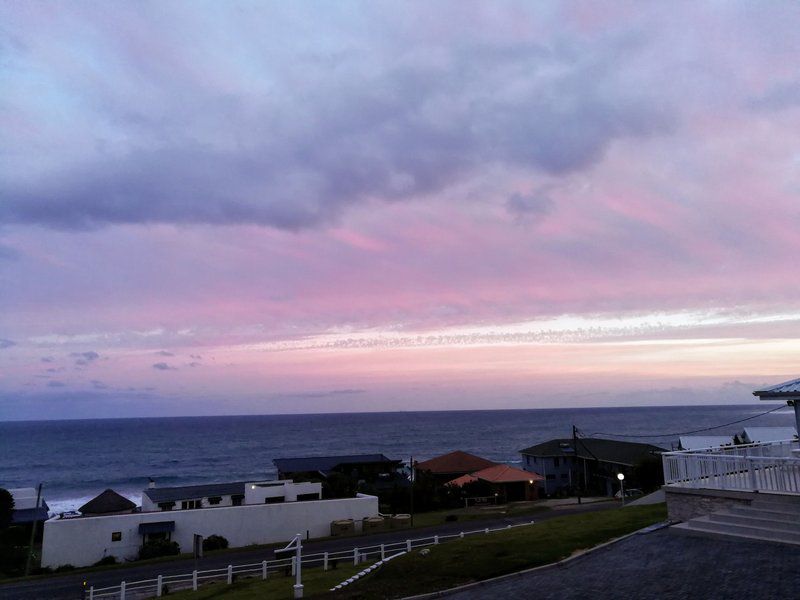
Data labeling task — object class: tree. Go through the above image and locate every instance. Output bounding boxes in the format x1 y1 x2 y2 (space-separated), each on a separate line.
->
0 489 14 529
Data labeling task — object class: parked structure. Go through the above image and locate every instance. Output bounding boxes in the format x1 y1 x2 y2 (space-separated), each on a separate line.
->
415 451 497 483
41 478 378 568
519 438 664 496
446 464 543 502
7 488 49 524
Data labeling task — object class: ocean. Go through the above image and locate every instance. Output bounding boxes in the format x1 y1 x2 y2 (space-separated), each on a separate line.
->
0 404 794 512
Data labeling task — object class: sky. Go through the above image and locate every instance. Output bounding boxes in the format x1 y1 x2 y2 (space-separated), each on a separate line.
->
2 1 800 420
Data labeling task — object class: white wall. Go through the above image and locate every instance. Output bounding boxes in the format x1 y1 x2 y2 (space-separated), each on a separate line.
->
42 494 377 568
245 481 321 504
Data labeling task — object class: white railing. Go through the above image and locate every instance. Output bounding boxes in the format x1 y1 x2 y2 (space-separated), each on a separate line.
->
86 521 536 599
662 439 800 494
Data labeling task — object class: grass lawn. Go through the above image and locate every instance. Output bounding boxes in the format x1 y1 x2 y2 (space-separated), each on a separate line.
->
406 501 552 529
163 503 666 599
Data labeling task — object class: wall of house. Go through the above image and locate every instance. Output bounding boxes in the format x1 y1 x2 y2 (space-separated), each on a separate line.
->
142 493 240 512
42 493 378 568
244 480 321 503
521 455 575 495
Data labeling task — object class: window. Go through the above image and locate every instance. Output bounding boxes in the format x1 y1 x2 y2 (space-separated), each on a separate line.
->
231 494 244 506
561 473 569 479
546 474 555 480
553 458 560 467
158 501 175 511
207 496 222 505
264 496 285 504
296 493 319 502
111 531 122 542
181 499 201 510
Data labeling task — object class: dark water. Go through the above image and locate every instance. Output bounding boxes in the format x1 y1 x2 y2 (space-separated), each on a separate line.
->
0 405 793 511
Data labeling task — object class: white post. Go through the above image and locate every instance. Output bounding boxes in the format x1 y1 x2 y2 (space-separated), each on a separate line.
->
380 544 385 560
262 560 268 580
353 548 359 566
323 552 329 571
192 571 198 591
227 564 233 585
406 539 411 552
119 581 126 600
291 556 297 576
88 586 94 600
434 535 439 545
459 531 464 539
156 575 163 597
749 457 758 490
293 532 304 599
485 527 489 534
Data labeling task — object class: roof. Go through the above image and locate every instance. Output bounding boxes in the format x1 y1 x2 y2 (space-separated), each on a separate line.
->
447 464 543 487
144 481 246 503
741 427 797 443
415 451 497 475
753 377 800 399
678 436 735 451
11 504 49 524
273 454 400 477
519 438 665 467
79 489 136 515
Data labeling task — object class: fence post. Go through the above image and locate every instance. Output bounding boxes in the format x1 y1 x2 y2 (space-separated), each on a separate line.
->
749 458 758 490
380 544 385 560
192 570 198 591
434 535 439 545
406 539 411 552
227 564 233 585
353 548 359 566
120 581 126 600
88 586 94 600
291 556 296 576
262 560 268 580
323 552 329 571
157 574 163 597
507 525 511 529
459 531 464 539
485 527 489 534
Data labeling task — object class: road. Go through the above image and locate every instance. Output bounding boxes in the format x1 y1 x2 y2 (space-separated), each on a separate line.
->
0 502 615 600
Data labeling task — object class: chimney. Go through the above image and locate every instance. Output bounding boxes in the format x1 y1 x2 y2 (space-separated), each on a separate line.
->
148 478 156 489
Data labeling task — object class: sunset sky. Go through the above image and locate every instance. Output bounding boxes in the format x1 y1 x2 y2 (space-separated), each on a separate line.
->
2 2 800 420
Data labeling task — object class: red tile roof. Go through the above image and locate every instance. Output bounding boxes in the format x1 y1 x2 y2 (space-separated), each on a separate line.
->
446 464 543 487
415 451 497 475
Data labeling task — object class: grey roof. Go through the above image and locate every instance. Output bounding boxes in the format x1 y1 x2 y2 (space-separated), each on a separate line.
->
144 481 246 503
12 502 49 524
273 453 401 476
79 489 136 515
753 377 800 399
519 438 665 467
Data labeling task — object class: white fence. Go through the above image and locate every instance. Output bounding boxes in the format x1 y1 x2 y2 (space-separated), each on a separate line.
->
662 439 800 494
87 521 536 599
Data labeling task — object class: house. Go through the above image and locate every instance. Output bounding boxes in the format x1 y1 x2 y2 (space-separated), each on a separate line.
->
273 454 403 483
737 427 797 444
78 489 137 516
446 464 543 502
41 478 377 568
677 436 734 451
415 450 497 483
7 488 49 524
519 438 665 496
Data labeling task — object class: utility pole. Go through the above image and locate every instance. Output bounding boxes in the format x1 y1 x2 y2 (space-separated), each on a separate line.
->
24 483 42 576
572 426 582 505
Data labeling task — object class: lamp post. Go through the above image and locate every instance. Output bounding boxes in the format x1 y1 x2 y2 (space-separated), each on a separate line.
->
617 473 625 506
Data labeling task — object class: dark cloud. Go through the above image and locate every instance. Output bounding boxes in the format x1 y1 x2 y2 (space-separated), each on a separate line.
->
288 388 366 399
91 379 108 389
188 362 201 368
155 350 174 356
0 242 20 261
47 380 66 388
152 362 176 371
71 350 100 366
41 356 54 363
0 339 16 349
0 32 672 231
506 190 554 221
748 81 800 111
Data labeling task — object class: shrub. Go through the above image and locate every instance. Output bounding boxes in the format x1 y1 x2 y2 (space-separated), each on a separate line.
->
55 564 75 572
444 514 459 522
139 539 180 560
93 555 118 566
0 489 14 530
202 534 229 552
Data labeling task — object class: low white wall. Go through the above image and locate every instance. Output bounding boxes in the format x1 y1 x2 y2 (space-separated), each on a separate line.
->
244 480 321 504
42 494 377 568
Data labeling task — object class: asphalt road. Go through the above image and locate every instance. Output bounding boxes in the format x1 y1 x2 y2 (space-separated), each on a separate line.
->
0 502 615 600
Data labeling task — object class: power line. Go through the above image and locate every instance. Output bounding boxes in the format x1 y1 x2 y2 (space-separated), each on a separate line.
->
583 404 788 439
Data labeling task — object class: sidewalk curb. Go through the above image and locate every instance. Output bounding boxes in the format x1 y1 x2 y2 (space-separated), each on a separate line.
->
401 521 671 599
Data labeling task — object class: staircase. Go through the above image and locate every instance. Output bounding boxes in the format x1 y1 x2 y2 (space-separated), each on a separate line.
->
671 494 800 545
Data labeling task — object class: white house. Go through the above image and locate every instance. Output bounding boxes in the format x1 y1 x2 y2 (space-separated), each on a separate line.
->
41 480 377 568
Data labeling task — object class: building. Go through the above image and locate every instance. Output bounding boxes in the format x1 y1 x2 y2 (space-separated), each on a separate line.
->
273 454 403 483
446 464 543 502
78 489 137 516
41 478 377 568
677 436 734 451
519 438 665 496
415 451 497 483
737 426 797 444
8 488 49 524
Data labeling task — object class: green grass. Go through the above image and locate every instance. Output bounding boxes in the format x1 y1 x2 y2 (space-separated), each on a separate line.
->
161 504 666 599
406 501 552 529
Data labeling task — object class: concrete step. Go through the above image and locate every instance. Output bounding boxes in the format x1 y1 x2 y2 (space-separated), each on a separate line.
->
727 506 800 522
708 511 800 532
751 495 800 510
670 521 800 547
674 515 800 545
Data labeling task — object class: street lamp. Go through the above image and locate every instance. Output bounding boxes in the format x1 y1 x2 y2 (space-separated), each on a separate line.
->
617 473 625 506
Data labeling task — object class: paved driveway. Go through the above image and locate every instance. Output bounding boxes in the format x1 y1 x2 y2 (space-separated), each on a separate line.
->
447 529 800 600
